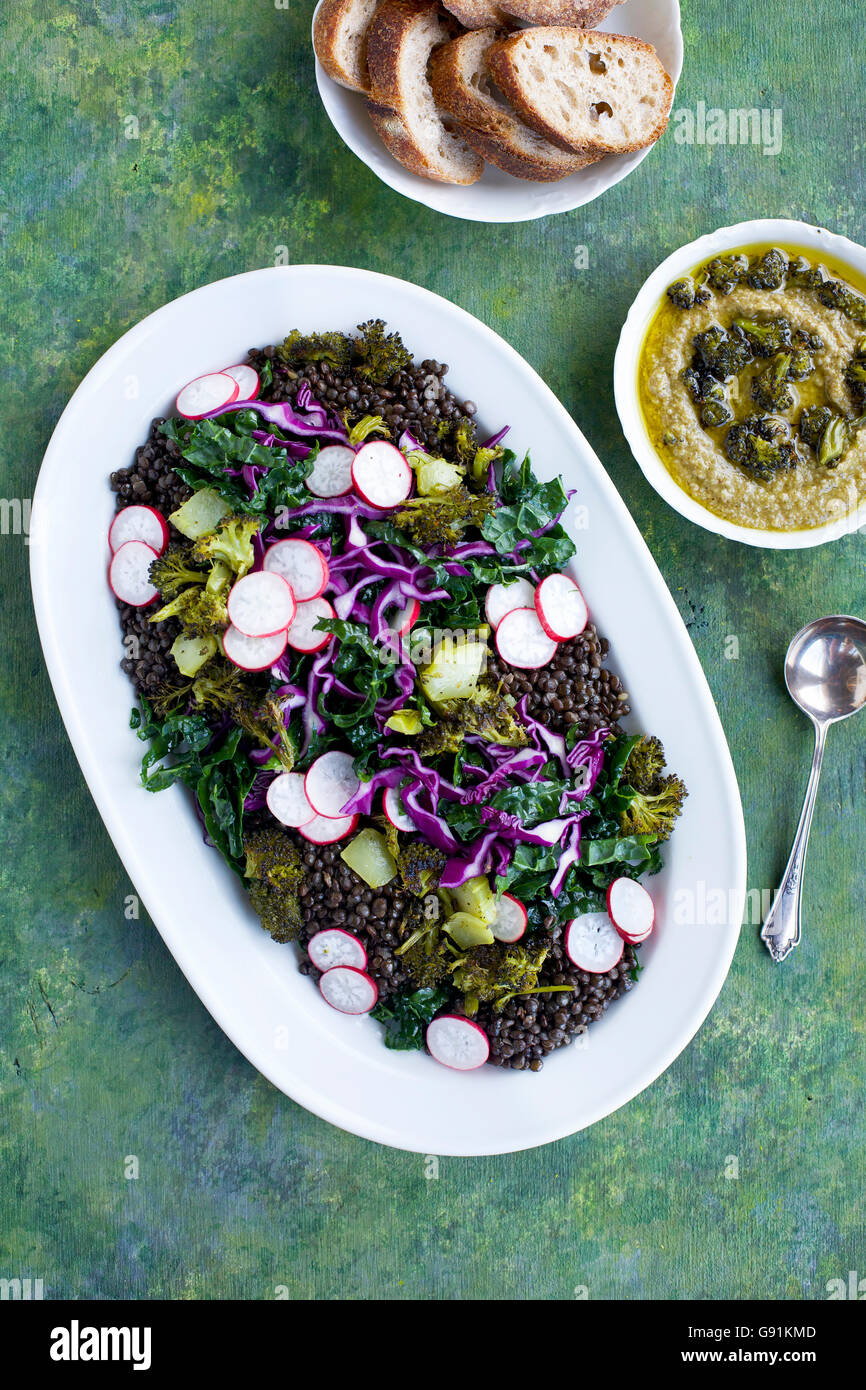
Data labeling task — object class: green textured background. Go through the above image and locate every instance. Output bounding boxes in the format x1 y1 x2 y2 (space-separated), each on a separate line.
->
2 0 864 1301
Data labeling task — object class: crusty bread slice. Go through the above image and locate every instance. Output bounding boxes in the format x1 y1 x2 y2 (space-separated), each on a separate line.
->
442 1 512 27
313 0 382 94
500 1 621 24
366 1 485 184
431 29 597 181
487 26 674 155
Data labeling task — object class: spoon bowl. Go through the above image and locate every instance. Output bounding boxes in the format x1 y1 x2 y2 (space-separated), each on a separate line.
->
762 615 866 962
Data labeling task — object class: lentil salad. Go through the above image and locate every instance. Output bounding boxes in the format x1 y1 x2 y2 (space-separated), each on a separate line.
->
108 322 686 1072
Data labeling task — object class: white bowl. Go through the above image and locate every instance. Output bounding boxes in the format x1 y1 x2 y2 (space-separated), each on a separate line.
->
312 0 683 224
614 217 866 549
31 264 745 1154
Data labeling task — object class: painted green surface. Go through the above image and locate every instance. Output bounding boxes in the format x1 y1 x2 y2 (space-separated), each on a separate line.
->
1 0 864 1301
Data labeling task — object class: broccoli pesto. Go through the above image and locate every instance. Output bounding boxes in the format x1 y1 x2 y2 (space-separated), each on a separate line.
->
639 243 866 530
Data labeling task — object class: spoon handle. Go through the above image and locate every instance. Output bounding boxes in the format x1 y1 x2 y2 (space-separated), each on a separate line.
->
760 721 828 962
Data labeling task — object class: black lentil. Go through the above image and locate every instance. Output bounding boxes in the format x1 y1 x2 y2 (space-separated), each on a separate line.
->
488 623 631 738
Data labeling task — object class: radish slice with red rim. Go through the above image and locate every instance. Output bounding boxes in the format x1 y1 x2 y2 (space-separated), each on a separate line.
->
305 751 361 819
221 363 260 401
222 625 288 671
485 578 536 630
607 877 655 943
266 772 316 828
535 573 588 642
175 372 239 420
394 596 420 636
286 596 335 653
351 441 413 509
263 538 329 601
305 444 355 498
227 571 296 638
383 785 415 832
108 505 168 556
564 912 624 973
318 966 378 1014
426 1016 490 1071
108 540 159 607
308 929 367 973
298 812 358 845
491 893 527 943
494 606 558 669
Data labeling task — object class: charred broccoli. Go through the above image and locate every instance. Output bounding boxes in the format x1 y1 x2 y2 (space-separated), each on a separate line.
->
437 416 478 465
394 486 495 546
354 319 412 383
723 416 799 482
705 253 749 295
231 694 297 770
682 367 734 428
192 514 261 579
450 943 570 1015
150 657 253 718
621 737 687 843
844 348 866 410
816 279 866 326
751 353 795 413
399 841 446 898
798 405 835 453
746 248 788 291
732 316 792 357
417 684 528 756
149 545 207 598
149 560 233 635
278 330 354 372
244 827 305 943
667 277 709 310
693 324 753 380
787 256 826 290
799 408 866 468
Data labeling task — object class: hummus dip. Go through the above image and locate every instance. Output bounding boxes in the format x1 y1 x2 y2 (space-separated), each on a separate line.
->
639 244 866 531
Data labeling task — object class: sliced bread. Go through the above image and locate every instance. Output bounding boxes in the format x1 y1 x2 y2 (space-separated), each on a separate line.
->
366 1 485 185
313 0 382 94
486 26 674 155
441 1 512 26
431 29 597 181
500 2 622 24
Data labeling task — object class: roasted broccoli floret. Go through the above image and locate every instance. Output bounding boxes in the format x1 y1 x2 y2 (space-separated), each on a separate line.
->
667 278 698 310
354 319 412 383
799 409 866 468
244 828 305 944
723 416 799 482
732 316 792 357
278 330 354 372
149 560 233 635
682 367 734 429
705 253 749 295
787 256 826 289
816 279 866 325
621 738 687 843
746 248 788 290
844 353 866 410
192 514 261 579
437 416 478 465
798 405 835 453
751 353 796 413
693 324 753 380
417 684 528 756
394 486 495 546
231 694 297 770
399 842 446 898
150 656 253 718
450 943 569 1015
148 545 207 598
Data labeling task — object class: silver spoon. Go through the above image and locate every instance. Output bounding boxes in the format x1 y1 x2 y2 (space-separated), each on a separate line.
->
761 614 866 962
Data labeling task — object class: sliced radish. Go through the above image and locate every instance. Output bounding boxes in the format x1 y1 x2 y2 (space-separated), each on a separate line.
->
108 505 168 556
491 893 527 944
308 929 367 973
318 965 378 1014
286 596 335 653
305 444 356 498
394 596 421 636
351 441 413 509
175 371 239 420
222 625 288 671
298 812 359 844
485 578 536 630
222 363 260 401
227 571 296 638
535 573 588 643
607 877 655 944
263 538 329 601
564 912 624 973
495 606 558 670
305 751 360 819
266 772 316 828
383 785 415 832
108 540 159 607
426 1016 489 1071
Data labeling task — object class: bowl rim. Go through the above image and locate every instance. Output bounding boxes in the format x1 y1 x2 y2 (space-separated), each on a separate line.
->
311 0 684 225
613 217 866 549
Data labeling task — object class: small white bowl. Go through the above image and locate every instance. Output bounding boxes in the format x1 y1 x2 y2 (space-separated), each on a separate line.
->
312 0 683 224
614 217 866 549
